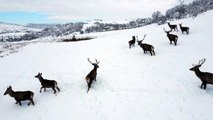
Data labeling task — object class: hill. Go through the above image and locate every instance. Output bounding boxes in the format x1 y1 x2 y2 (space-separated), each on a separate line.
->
0 10 213 120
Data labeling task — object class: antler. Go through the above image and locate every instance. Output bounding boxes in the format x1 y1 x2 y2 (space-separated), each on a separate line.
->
142 34 147 41
192 58 206 66
95 59 100 64
88 58 100 64
163 28 172 33
198 58 206 66
87 58 93 64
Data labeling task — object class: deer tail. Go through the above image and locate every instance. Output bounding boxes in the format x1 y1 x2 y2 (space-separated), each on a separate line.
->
54 81 58 87
85 76 90 84
151 46 154 51
31 92 34 99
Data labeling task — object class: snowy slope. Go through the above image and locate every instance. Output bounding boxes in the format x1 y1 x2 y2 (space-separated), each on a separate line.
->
0 10 213 120
0 22 40 33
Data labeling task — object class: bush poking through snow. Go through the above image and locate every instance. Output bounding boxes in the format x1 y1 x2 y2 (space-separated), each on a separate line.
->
61 36 94 42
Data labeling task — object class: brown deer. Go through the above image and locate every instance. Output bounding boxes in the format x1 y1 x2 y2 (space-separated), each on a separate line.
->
179 23 189 34
137 34 155 56
85 58 100 93
4 86 35 106
128 36 136 48
190 58 213 90
164 28 178 46
168 22 178 31
35 73 60 94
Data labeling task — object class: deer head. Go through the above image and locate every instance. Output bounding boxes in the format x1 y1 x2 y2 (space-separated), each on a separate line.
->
4 86 12 95
190 58 206 71
35 72 42 78
163 28 172 34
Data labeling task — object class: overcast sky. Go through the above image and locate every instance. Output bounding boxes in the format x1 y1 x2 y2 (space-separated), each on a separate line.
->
0 0 194 24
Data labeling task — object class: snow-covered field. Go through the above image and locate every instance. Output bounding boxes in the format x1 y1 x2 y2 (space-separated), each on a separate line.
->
1 10 213 120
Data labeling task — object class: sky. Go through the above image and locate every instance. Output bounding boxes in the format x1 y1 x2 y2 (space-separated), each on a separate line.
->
0 0 194 24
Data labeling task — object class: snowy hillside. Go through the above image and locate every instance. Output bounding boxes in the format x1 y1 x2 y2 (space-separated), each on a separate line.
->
0 10 213 120
0 22 40 34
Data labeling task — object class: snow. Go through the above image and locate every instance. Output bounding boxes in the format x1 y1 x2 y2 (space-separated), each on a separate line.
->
0 22 41 41
0 22 41 33
1 10 213 120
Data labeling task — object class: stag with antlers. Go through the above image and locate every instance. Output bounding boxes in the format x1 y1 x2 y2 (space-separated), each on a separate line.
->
164 28 178 46
190 58 213 90
85 58 100 93
137 34 155 56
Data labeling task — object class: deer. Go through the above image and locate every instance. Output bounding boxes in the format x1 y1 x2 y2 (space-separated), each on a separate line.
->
164 28 178 46
179 23 189 34
137 34 155 56
4 86 35 106
128 36 136 48
85 58 100 93
35 73 60 94
190 58 213 90
168 22 178 31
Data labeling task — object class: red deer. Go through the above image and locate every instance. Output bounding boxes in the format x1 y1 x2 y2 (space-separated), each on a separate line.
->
137 34 155 56
4 86 35 106
190 58 213 90
164 28 178 46
179 23 189 34
128 36 136 48
168 22 178 31
85 58 100 93
35 73 60 94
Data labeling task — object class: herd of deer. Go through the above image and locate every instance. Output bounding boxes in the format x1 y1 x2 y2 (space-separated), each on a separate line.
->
3 22 213 107
3 58 99 106
128 22 190 56
127 23 213 91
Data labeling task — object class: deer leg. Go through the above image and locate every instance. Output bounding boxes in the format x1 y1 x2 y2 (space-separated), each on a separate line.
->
204 83 207 90
56 87 60 92
40 87 44 93
200 83 204 89
44 88 46 92
28 101 31 106
149 51 152 56
87 85 91 93
29 99 35 106
174 40 177 46
87 81 92 93
51 87 57 94
18 101 22 106
153 51 155 56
